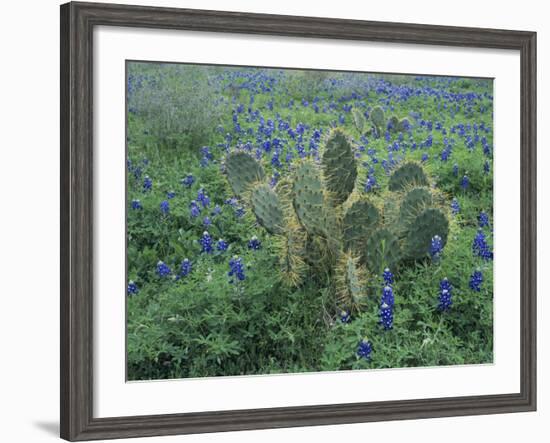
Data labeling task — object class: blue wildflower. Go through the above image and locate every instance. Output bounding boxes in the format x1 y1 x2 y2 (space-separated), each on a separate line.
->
160 200 170 215
430 235 443 260
364 173 377 192
203 216 211 227
248 236 261 250
228 256 246 282
180 258 192 277
472 230 493 260
438 278 453 311
200 231 213 254
167 190 176 199
340 310 351 323
383 268 394 285
212 204 222 216
197 188 210 208
131 199 142 210
451 198 460 215
357 338 372 360
484 160 490 174
453 163 459 177
421 153 429 163
379 303 393 330
143 175 152 192
189 200 201 218
156 261 171 277
217 238 228 252
127 280 138 295
181 174 194 188
461 174 469 190
479 211 490 228
469 269 483 291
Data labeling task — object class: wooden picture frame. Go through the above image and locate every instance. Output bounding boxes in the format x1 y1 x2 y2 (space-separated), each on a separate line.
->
60 1 536 440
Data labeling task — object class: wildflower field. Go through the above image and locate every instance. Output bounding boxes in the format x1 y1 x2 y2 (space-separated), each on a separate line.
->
126 62 494 381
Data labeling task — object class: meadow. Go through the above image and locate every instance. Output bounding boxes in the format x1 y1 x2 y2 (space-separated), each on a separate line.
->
126 62 494 380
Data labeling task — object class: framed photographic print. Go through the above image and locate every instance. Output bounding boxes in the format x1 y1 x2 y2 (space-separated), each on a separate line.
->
60 1 537 441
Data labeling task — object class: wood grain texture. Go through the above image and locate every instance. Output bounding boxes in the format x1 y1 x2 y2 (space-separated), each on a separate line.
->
60 2 537 441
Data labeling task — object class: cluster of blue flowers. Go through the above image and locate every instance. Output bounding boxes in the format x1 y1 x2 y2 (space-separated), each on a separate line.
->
379 268 395 331
438 278 453 311
200 231 213 254
357 338 373 361
248 236 261 250
430 235 443 261
469 269 484 291
228 256 246 282
156 261 171 277
472 230 493 260
127 280 138 295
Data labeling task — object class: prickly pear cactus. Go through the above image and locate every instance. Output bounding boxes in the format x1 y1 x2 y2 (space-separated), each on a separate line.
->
388 115 399 131
250 183 285 235
388 161 430 192
398 187 433 227
336 252 368 312
352 108 367 133
370 106 385 131
226 151 265 195
365 228 401 275
404 208 449 259
292 162 327 236
343 199 380 254
322 129 357 205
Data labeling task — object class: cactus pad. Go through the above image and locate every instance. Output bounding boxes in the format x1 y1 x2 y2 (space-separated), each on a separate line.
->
352 108 366 133
343 199 380 253
388 115 399 131
225 151 265 196
322 129 357 205
399 187 433 227
336 253 367 312
404 208 449 259
250 183 285 235
293 162 326 235
388 162 429 191
370 106 385 130
365 228 401 275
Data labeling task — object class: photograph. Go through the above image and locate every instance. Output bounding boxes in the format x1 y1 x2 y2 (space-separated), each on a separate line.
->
125 62 494 381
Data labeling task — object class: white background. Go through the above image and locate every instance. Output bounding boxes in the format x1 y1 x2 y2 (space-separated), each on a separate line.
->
0 0 546 442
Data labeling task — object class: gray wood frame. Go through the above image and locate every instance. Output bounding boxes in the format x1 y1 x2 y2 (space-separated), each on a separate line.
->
60 1 537 440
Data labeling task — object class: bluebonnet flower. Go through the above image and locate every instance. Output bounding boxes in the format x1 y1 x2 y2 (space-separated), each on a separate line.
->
167 190 176 199
421 153 429 163
472 230 493 260
451 198 460 215
180 258 192 277
143 175 152 192
131 199 142 210
453 163 459 177
469 269 483 291
383 268 394 285
127 280 138 295
160 200 170 215
202 216 211 227
379 285 394 330
228 256 246 282
438 278 453 311
461 175 470 190
200 231 213 254
430 235 443 260
357 338 373 360
235 206 245 218
181 174 194 188
156 261 171 277
217 238 228 252
248 236 261 250
212 204 222 216
340 310 351 323
197 188 210 208
189 200 201 218
478 211 490 228
364 173 377 192
484 160 490 174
